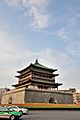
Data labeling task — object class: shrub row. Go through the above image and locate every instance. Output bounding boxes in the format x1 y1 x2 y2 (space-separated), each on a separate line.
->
1 103 80 110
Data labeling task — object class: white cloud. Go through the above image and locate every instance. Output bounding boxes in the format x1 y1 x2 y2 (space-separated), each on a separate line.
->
6 0 22 6
6 0 51 30
48 28 68 41
0 31 20 62
47 10 80 58
60 68 80 89
29 7 49 30
66 41 80 57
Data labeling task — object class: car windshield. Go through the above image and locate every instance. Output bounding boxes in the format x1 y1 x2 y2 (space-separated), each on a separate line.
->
12 106 18 109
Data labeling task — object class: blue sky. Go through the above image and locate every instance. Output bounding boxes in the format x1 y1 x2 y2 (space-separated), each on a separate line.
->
0 0 80 90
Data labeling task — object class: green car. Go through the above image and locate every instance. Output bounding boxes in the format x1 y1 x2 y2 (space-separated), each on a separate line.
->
0 106 22 120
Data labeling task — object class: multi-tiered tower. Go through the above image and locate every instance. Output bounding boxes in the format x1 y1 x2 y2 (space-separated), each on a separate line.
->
13 59 62 90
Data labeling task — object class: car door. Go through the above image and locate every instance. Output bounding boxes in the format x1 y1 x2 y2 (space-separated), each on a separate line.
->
0 110 4 118
0 107 4 118
0 107 10 119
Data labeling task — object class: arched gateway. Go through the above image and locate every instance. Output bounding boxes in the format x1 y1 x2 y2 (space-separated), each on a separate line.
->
49 97 58 104
8 97 12 104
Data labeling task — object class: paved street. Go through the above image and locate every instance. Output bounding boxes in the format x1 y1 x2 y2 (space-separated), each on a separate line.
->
20 110 80 120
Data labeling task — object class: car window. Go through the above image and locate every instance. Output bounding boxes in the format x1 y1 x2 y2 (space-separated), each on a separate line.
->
8 108 13 111
0 107 8 112
0 107 3 111
12 106 17 109
3 107 9 112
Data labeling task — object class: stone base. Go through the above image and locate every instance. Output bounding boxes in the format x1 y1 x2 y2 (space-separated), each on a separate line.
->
2 88 73 104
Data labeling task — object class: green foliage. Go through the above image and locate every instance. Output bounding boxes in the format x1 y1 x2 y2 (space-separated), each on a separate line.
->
23 105 80 110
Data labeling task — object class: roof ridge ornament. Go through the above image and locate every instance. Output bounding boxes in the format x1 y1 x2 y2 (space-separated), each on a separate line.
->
35 58 38 64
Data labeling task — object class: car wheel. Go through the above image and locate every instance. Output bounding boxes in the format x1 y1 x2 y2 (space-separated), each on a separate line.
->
25 111 28 115
10 115 15 120
19 110 23 114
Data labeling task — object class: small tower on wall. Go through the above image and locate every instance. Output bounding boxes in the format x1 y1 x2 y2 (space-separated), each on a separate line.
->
13 59 62 90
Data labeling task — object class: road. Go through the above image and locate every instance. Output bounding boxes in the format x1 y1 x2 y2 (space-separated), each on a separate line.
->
20 110 80 120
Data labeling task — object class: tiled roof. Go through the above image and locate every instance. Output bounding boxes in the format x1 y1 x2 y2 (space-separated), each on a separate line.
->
32 59 57 72
17 59 57 73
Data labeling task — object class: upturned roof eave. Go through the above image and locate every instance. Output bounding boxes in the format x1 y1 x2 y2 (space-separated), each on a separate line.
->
17 63 57 73
12 79 62 87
